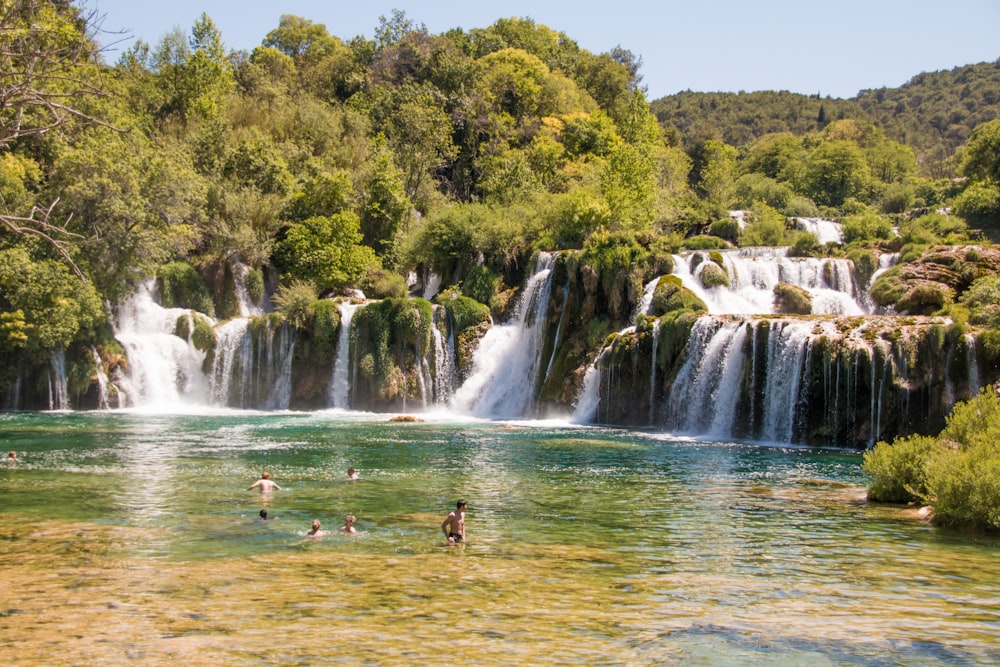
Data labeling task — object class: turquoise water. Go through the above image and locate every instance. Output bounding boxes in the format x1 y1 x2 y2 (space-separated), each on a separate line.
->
2 410 998 665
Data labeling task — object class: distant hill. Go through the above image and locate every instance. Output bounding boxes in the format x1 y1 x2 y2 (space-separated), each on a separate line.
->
650 59 1000 176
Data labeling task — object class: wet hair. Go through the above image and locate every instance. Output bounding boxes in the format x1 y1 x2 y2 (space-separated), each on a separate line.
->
456 499 467 509
344 515 355 523
261 471 270 479
259 509 268 519
311 520 321 530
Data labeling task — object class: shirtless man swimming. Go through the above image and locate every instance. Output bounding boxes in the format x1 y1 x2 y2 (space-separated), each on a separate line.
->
441 499 467 544
247 471 282 493
339 515 357 534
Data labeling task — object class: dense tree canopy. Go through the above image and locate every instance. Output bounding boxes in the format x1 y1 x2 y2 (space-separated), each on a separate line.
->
0 4 996 344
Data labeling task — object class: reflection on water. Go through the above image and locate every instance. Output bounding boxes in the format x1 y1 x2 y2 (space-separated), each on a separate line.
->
1 412 999 666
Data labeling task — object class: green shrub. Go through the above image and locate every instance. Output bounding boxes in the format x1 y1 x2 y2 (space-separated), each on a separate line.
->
273 280 319 329
462 266 500 305
708 218 740 243
442 295 490 334
363 269 408 299
865 387 1000 531
896 284 948 315
863 435 939 503
246 268 265 305
842 212 893 243
157 262 214 316
684 234 730 250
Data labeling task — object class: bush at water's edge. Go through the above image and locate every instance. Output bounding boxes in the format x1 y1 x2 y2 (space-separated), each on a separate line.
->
864 386 1000 532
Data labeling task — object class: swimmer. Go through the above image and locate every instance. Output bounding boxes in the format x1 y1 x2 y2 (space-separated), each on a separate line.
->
306 520 326 538
347 467 360 480
339 515 357 534
441 499 467 544
247 471 282 493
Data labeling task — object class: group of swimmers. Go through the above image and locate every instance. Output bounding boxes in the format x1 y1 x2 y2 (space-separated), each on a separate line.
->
247 468 467 544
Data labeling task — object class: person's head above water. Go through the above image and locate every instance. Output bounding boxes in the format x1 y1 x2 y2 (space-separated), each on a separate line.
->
259 509 268 519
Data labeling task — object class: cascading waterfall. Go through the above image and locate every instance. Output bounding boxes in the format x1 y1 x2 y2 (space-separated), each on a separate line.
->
451 252 557 418
647 319 660 426
671 249 865 315
231 261 263 317
258 322 295 410
48 348 69 410
795 217 844 245
90 346 111 409
210 318 251 407
666 318 748 436
966 334 981 395
328 302 360 409
572 347 608 424
114 281 211 408
431 307 455 405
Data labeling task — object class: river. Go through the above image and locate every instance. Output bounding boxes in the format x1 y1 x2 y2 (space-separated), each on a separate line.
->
1 410 998 665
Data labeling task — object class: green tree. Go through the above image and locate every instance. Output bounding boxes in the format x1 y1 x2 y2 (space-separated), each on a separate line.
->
273 213 380 293
961 119 1000 182
804 139 871 207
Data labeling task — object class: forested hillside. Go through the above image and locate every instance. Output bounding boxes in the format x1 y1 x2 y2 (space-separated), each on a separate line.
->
651 59 1000 176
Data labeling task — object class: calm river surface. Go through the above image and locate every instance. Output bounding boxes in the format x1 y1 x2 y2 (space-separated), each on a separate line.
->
1 410 998 666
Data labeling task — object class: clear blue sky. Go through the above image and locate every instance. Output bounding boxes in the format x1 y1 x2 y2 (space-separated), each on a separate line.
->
89 0 999 100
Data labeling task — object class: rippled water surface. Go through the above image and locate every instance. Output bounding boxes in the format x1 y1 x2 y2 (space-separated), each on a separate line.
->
1 411 998 666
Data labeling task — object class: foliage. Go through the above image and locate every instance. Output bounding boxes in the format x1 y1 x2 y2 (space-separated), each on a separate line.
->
272 280 318 328
361 269 409 299
156 262 214 316
842 212 893 243
864 435 939 503
462 266 500 306
0 248 105 357
273 213 380 293
866 387 1000 531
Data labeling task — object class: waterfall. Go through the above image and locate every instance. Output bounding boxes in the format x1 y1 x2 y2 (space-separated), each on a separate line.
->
431 307 455 405
967 334 981 396
210 318 251 407
328 302 360 409
113 281 211 408
90 346 111 409
758 321 811 442
671 250 866 315
261 323 295 410
572 347 608 424
870 252 900 284
48 348 69 410
795 217 844 245
637 277 659 317
666 318 748 435
231 261 263 317
451 252 557 418
647 319 660 426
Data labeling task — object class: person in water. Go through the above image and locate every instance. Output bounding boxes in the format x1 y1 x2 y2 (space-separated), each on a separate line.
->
6 451 15 462
339 515 357 534
441 499 467 544
306 520 326 538
247 471 282 493
257 509 275 521
347 467 360 480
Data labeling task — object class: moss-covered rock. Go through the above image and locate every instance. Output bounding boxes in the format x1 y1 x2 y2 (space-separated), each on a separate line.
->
773 282 812 315
651 275 707 315
700 261 730 288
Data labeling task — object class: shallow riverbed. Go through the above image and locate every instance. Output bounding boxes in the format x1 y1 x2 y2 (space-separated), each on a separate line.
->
2 410 998 666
